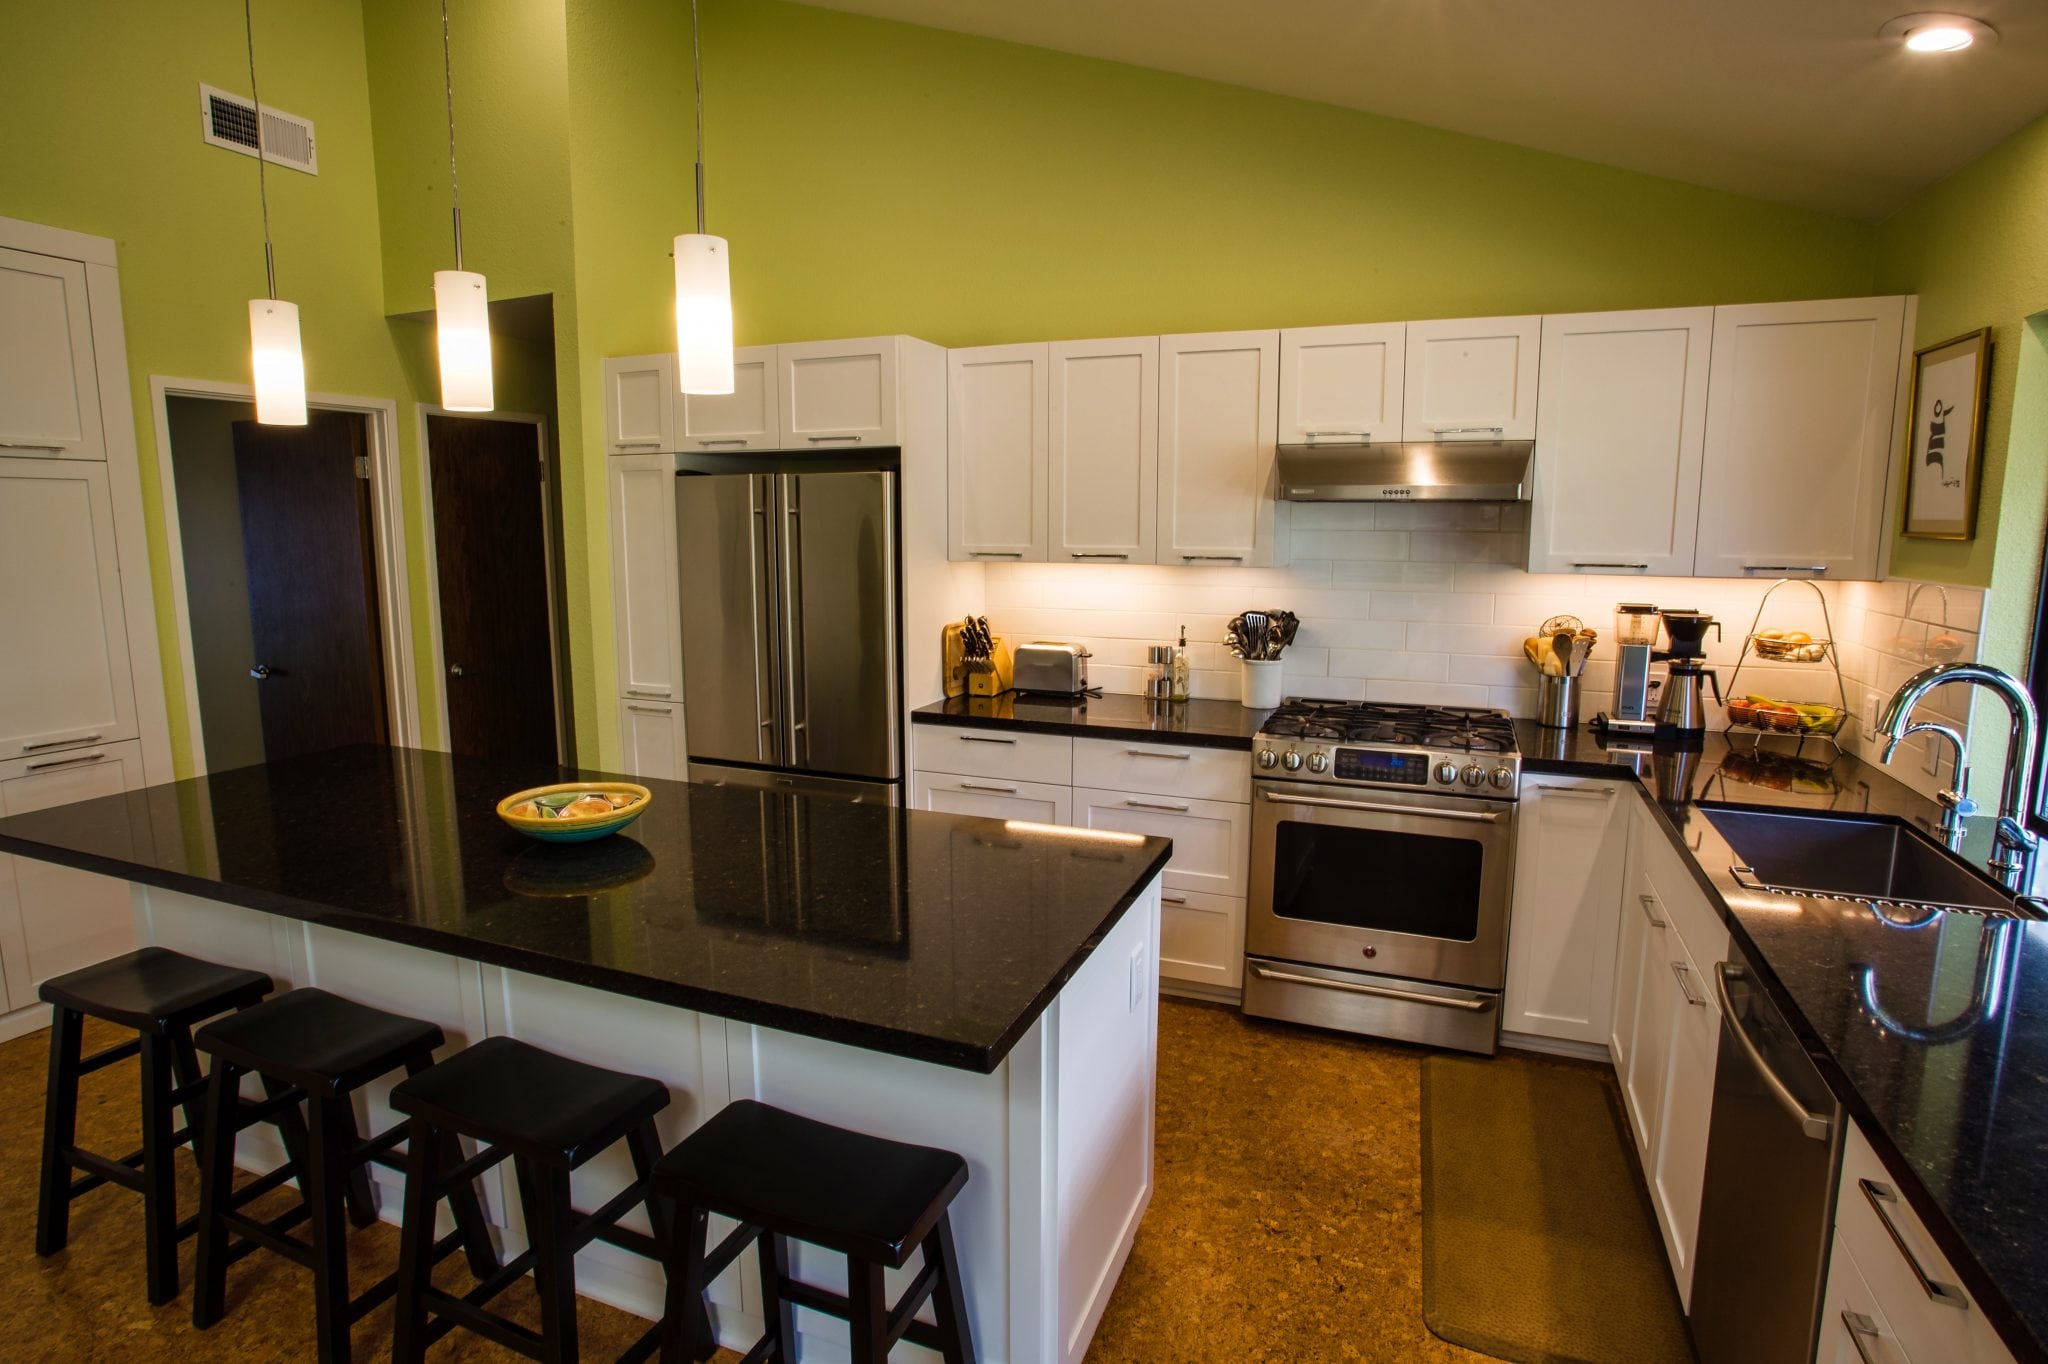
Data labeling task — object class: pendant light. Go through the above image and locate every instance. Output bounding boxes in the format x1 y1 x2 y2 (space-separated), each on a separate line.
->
675 0 734 395
243 0 306 426
434 0 493 411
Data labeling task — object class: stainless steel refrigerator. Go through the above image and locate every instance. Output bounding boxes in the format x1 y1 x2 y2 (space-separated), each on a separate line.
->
675 455 901 802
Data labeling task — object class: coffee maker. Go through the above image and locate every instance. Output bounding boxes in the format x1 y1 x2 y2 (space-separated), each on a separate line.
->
1656 610 1722 740
1595 603 1663 736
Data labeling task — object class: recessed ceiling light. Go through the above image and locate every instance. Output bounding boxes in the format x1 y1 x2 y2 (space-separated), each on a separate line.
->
1878 12 1998 54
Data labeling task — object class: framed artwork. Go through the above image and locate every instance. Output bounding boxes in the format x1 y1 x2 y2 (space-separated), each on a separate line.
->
1901 327 1991 540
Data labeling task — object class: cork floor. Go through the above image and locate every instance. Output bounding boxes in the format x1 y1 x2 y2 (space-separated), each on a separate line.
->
0 1001 1532 1362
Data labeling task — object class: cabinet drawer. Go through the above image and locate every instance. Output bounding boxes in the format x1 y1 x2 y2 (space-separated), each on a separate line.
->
1157 887 1244 991
1072 737 1249 803
910 771 1071 825
1635 802 1729 974
1837 1120 2016 1364
913 725 1072 785
1073 787 1250 899
1819 1232 1910 1364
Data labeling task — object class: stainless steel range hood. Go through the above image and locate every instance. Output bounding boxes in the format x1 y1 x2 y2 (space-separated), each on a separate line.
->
1277 440 1533 502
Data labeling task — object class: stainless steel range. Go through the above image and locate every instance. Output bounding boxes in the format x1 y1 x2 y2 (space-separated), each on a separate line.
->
1243 698 1521 1055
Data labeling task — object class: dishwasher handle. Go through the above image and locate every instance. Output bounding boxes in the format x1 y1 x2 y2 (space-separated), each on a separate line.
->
1714 962 1832 1141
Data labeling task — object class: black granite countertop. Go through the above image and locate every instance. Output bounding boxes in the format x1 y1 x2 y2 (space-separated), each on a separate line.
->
1521 721 2047 1362
0 746 1171 1074
913 692 1269 750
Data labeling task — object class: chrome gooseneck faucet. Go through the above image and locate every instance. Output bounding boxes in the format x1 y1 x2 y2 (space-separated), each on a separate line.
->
1876 662 2041 890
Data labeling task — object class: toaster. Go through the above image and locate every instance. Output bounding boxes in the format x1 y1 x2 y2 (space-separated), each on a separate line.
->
1012 641 1092 696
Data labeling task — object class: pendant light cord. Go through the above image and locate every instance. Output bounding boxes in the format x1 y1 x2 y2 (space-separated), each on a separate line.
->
243 0 277 299
691 0 706 234
441 0 464 269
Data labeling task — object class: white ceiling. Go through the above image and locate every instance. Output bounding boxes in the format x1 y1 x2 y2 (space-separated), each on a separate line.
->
791 0 2048 219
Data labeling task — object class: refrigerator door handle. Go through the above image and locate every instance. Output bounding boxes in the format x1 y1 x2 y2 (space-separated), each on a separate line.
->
778 476 809 769
752 474 782 765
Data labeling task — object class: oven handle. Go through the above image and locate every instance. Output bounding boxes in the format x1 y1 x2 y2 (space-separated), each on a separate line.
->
1248 962 1496 1012
1259 789 1503 824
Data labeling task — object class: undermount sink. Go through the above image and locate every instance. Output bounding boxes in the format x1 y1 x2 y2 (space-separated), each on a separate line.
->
1699 807 2036 918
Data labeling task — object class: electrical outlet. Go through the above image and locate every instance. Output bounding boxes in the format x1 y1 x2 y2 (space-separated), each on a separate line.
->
1865 691 1884 733
1129 945 1147 1013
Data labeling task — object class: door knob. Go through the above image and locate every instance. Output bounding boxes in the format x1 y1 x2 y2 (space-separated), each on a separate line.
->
249 665 273 680
448 664 465 677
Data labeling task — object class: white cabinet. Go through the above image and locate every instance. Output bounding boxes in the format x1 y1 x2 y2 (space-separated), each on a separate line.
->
0 458 138 758
1648 925 1719 1306
910 770 1072 825
948 343 1048 561
1402 315 1541 441
679 345 779 451
607 453 683 705
603 353 676 455
777 336 899 447
1073 787 1250 900
1503 777 1629 1044
1155 887 1245 994
1817 1234 1906 1364
1694 296 1906 579
1049 337 1158 564
1527 308 1712 576
912 725 1072 786
618 699 685 781
1157 330 1278 567
1071 737 1248 804
0 246 105 460
1277 323 1405 446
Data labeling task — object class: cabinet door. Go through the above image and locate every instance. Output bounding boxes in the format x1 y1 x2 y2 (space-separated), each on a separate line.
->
1817 1235 1909 1364
679 345 779 451
1621 885 1677 1164
1157 331 1278 568
1503 779 1629 1044
1528 308 1712 576
1694 296 1906 579
1278 323 1405 445
909 770 1071 824
778 337 899 447
1609 871 1659 1075
947 343 1047 562
1050 337 1157 564
603 354 676 454
0 247 104 460
1403 315 1541 441
1158 887 1245 991
1650 931 1722 1308
0 459 138 758
1072 786 1251 898
618 699 684 780
608 454 682 704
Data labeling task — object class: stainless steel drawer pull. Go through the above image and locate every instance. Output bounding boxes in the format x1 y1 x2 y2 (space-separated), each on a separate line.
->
1124 799 1190 812
1249 962 1494 1012
1260 789 1502 824
696 438 749 447
22 734 102 752
970 551 1024 558
1840 1312 1886 1364
625 704 669 715
1181 554 1245 562
806 434 862 444
27 751 107 772
624 689 670 699
1572 562 1650 570
957 781 1017 794
1637 893 1666 928
1714 963 1832 1141
1161 895 1188 905
613 440 662 449
0 441 65 453
1070 552 1130 560
1431 425 1505 436
1670 960 1707 1006
1127 749 1191 759
1304 430 1368 440
957 734 1017 745
1532 783 1616 798
1745 564 1829 574
1858 1179 1967 1307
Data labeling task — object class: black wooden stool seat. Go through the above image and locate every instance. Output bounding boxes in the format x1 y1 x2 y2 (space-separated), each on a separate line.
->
655 1100 976 1364
191 987 500 1364
36 947 274 1305
389 1036 673 1364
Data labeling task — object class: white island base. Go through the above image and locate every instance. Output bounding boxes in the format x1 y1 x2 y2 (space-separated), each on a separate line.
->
133 879 1161 1364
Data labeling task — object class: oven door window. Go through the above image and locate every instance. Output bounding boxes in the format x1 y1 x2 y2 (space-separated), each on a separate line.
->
1271 820 1483 940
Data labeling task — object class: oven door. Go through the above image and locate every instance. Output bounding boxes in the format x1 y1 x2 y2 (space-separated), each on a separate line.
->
1247 779 1514 991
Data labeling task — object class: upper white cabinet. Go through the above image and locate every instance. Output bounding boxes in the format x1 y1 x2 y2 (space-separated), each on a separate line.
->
607 453 682 705
602 353 676 455
1504 777 1630 1045
948 343 1048 561
0 247 105 460
1050 337 1158 564
1157 330 1278 567
778 336 900 447
1528 308 1712 577
1277 323 1405 445
678 344 779 452
1693 296 1906 580
1403 315 1541 441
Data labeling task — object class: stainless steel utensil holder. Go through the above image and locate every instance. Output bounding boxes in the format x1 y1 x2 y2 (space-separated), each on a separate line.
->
1536 674 1580 729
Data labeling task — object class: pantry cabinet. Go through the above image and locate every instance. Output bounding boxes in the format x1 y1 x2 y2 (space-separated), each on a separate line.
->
602 353 676 455
1157 330 1279 567
778 336 900 447
1527 308 1712 577
608 453 683 707
1503 776 1630 1045
678 345 779 452
1277 323 1405 445
0 246 105 460
948 343 1048 561
1049 337 1158 564
1402 315 1541 442
618 699 686 781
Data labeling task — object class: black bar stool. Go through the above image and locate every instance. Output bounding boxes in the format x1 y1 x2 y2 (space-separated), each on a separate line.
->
655 1099 975 1364
36 946 273 1304
189 987 501 1363
387 1035 672 1364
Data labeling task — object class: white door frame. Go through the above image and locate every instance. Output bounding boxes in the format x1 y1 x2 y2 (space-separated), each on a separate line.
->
149 376 421 773
416 406 567 762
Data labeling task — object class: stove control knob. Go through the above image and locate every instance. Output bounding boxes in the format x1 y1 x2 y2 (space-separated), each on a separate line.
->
1433 760 1458 785
1460 762 1486 787
1281 749 1304 772
1489 766 1514 790
1307 751 1330 774
1256 748 1279 770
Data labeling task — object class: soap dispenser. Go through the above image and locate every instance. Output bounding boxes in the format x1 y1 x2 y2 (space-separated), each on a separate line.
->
1169 625 1191 703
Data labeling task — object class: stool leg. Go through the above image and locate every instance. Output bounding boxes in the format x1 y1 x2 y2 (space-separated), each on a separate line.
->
627 1120 672 1247
391 1121 443 1364
305 1093 355 1364
169 1024 209 1148
659 1204 712 1364
139 1031 182 1305
35 1005 85 1257
925 1213 976 1364
331 1095 379 1230
518 1158 580 1364
192 1059 244 1329
847 1257 889 1364
757 1230 796 1363
400 1056 498 1280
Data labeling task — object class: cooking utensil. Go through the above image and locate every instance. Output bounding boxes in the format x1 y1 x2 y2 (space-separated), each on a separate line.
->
1553 630 1575 678
1540 613 1584 638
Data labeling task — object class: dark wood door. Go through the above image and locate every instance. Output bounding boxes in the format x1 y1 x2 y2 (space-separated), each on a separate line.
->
233 411 390 761
427 414 559 762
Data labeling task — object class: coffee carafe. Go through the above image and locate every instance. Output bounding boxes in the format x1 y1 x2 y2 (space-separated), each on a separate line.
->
1656 610 1722 740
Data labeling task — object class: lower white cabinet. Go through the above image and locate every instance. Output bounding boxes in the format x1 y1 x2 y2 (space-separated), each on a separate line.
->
1503 777 1629 1044
910 770 1071 824
1647 924 1719 1306
1818 1232 1907 1364
617 699 686 781
1156 887 1245 993
1072 787 1250 900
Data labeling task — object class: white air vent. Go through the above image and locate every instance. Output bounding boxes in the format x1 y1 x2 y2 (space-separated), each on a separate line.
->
199 83 317 175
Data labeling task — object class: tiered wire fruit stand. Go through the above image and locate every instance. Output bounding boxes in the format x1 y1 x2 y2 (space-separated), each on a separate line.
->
1723 578 1850 758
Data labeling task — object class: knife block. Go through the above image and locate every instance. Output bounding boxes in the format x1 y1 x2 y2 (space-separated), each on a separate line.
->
943 624 1014 698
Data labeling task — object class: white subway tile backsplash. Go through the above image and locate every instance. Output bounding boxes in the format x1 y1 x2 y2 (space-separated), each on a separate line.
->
1289 529 1411 561
1300 618 1409 651
1330 561 1460 589
1373 502 1502 531
1410 531 1530 564
1328 649 1449 683
1369 592 1495 623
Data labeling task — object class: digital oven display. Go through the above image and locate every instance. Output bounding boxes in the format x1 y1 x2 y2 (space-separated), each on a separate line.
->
1333 748 1430 785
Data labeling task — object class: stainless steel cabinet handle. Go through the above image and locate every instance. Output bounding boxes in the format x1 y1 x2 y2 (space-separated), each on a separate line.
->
958 734 1017 745
1181 554 1245 562
1840 1311 1888 1364
1572 562 1650 570
957 781 1017 794
970 551 1024 558
805 434 862 444
1858 1179 1968 1307
1430 425 1505 435
1745 564 1829 574
625 704 668 715
27 751 106 772
696 438 749 447
613 440 662 449
22 734 102 752
1070 552 1129 560
1125 799 1190 812
1161 895 1188 905
1249 962 1494 1012
1638 893 1666 928
1127 749 1191 760
1304 430 1368 440
1260 789 1502 824
1713 963 1832 1140
1532 783 1617 798
0 441 64 453
625 689 671 699
1670 960 1707 1006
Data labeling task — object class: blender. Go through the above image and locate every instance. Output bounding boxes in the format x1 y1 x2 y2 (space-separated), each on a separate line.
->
1595 603 1662 736
1656 610 1723 741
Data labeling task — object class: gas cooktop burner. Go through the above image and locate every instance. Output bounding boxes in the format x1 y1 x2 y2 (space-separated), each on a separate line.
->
1258 699 1519 754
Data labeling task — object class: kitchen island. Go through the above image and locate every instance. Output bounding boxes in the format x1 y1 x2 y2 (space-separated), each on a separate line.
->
0 745 1171 1364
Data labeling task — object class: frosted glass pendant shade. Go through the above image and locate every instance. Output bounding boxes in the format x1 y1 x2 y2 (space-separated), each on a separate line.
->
674 232 734 395
248 298 308 426
434 269 495 411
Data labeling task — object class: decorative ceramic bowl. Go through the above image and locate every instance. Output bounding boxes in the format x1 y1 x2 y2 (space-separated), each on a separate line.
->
496 782 652 843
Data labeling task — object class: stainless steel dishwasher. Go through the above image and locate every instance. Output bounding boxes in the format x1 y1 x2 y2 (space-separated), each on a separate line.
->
1688 948 1845 1364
